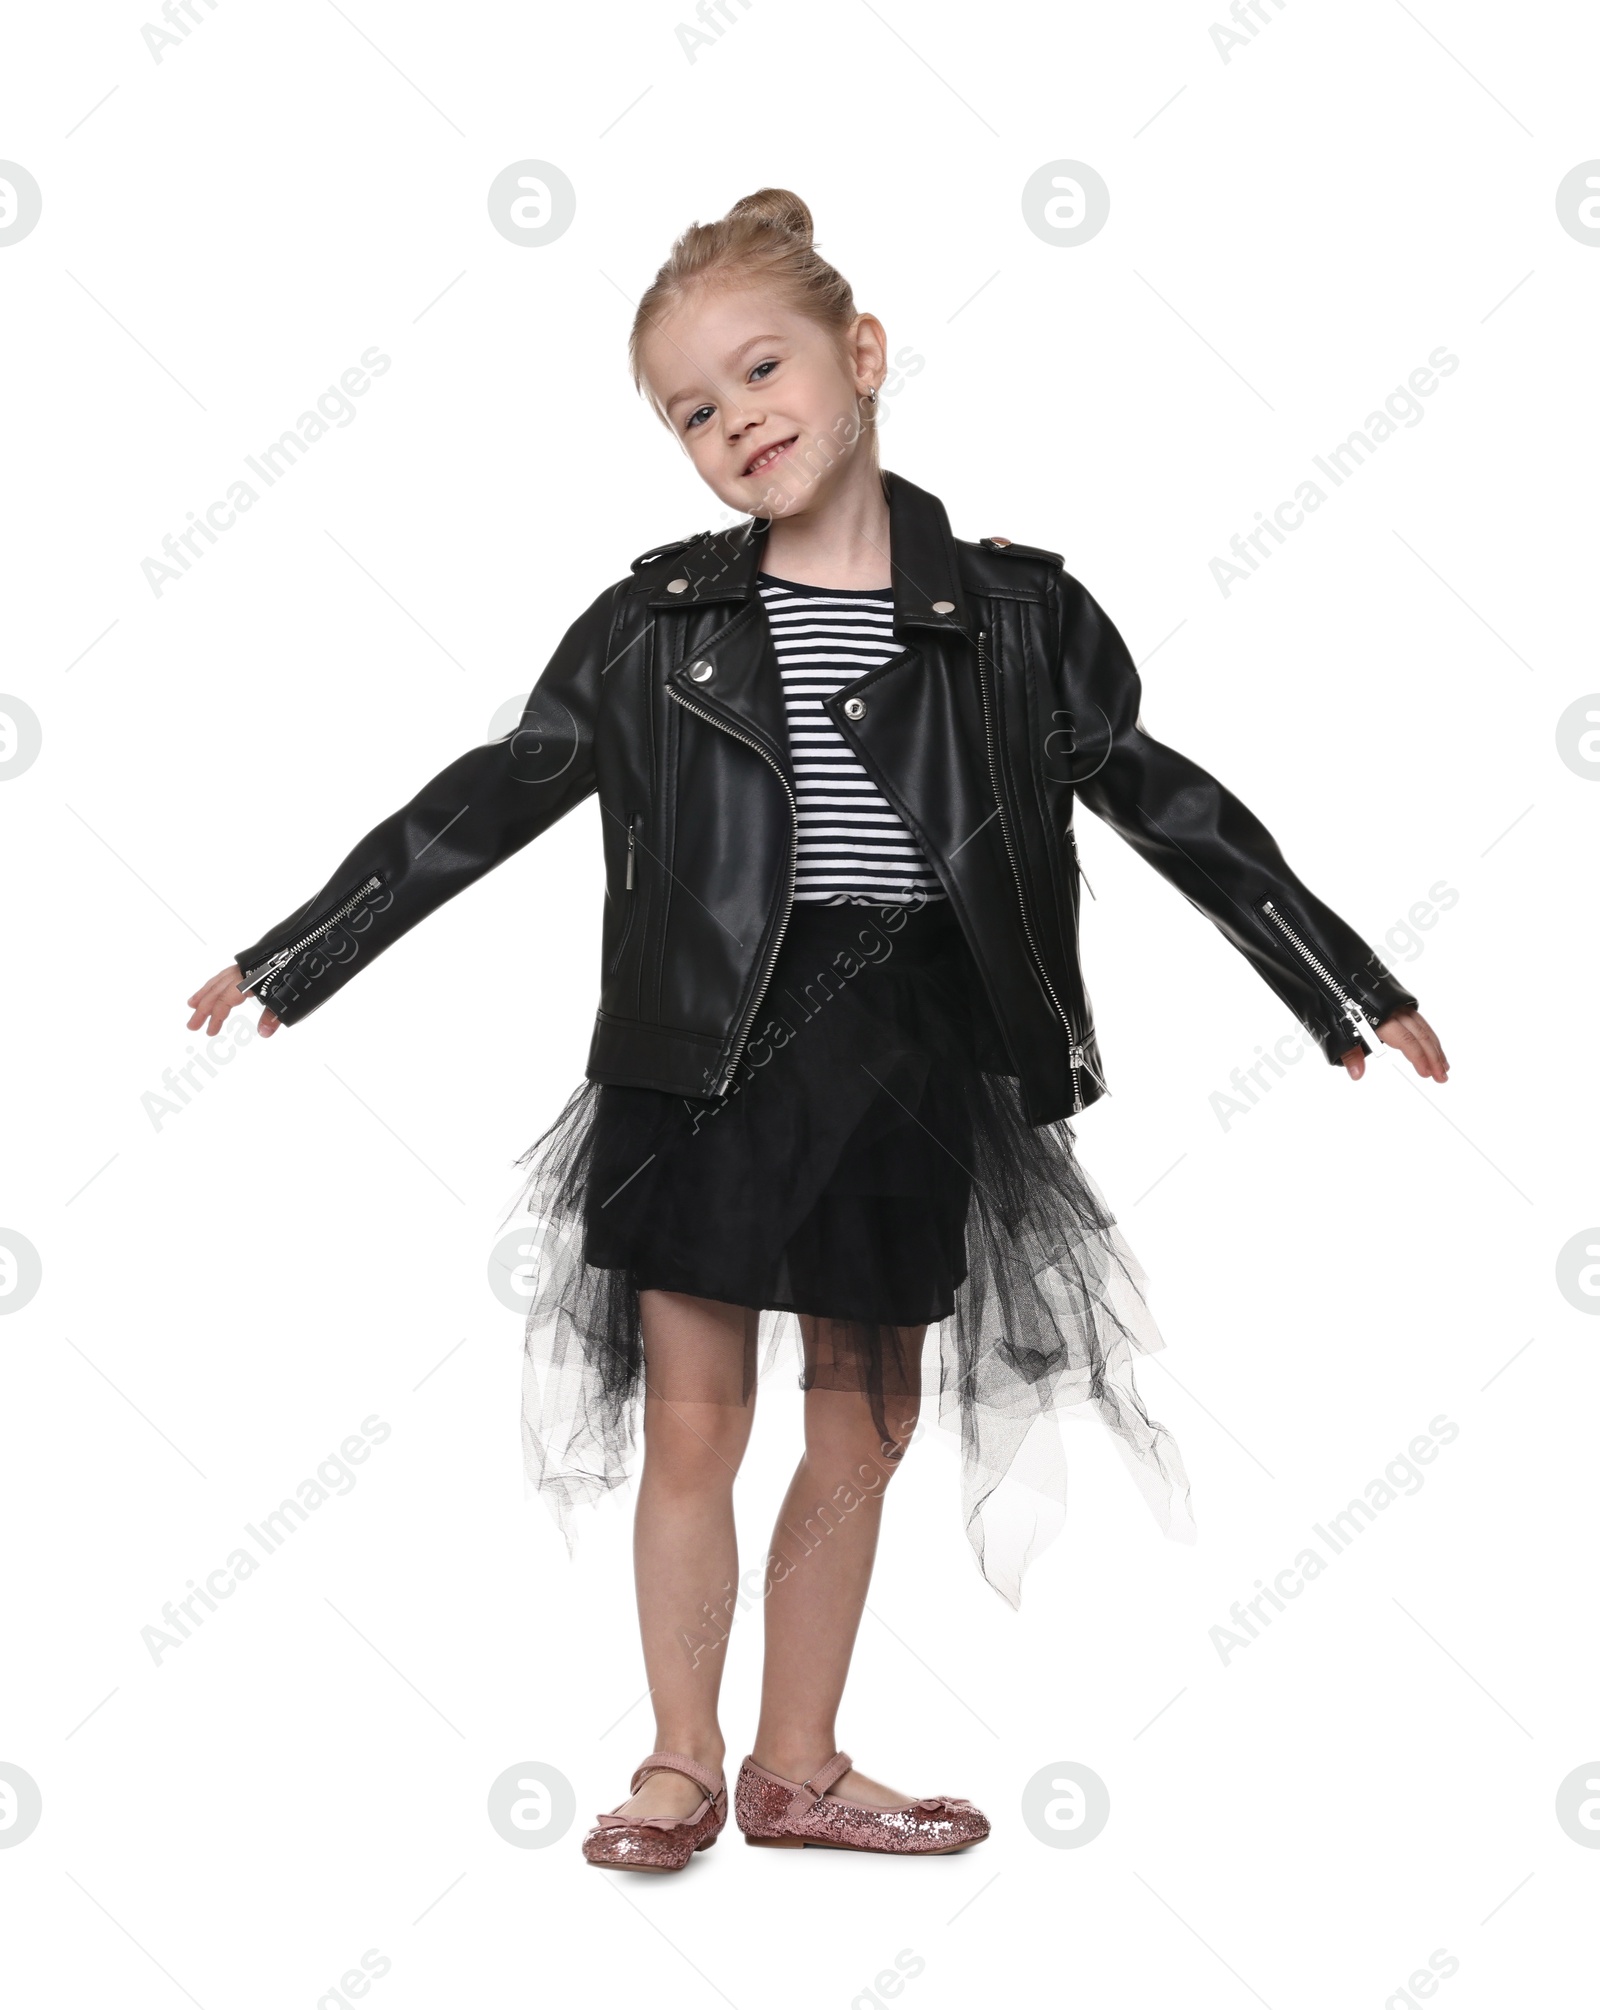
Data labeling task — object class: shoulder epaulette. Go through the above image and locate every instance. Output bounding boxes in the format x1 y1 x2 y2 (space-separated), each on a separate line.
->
979 536 1065 565
630 532 702 575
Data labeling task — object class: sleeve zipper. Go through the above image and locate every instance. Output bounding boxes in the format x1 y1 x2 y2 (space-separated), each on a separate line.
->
625 817 636 890
236 874 385 996
1257 897 1368 1038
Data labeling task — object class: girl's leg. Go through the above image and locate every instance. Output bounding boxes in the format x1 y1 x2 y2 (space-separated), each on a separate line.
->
614 1287 759 1821
751 1314 927 1808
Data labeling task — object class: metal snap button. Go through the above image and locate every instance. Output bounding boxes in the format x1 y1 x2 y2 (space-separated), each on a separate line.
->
666 578 689 594
842 696 867 720
985 536 1012 548
687 658 714 682
931 599 955 614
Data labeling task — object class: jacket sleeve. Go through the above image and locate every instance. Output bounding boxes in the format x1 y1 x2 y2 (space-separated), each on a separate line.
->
232 578 619 1025
1053 570 1419 1063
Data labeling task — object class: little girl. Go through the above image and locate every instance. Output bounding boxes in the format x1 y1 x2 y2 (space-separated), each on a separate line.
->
188 187 1448 1869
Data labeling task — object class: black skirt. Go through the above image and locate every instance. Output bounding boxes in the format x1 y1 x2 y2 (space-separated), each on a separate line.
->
507 894 1194 1605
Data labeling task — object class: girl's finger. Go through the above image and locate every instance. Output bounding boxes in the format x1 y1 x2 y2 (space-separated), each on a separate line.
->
1399 1014 1446 1081
1387 1015 1447 1083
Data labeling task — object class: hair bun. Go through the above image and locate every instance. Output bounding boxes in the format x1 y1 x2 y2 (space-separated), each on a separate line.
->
723 187 814 245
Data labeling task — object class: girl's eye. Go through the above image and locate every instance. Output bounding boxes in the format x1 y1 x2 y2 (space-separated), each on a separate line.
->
683 360 778 432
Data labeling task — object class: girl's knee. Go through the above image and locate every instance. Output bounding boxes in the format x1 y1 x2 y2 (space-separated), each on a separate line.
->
805 1394 920 1485
641 1400 751 1491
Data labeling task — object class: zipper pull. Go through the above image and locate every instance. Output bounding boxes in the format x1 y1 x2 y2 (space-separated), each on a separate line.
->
236 947 291 996
1067 826 1095 899
625 819 636 890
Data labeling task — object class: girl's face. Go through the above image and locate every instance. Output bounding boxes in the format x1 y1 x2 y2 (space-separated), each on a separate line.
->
639 285 887 519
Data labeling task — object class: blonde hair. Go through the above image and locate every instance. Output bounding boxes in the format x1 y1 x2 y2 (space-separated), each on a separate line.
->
630 188 874 450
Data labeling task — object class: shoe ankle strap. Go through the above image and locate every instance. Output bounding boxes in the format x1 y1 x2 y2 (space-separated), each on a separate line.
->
630 1750 724 1799
787 1750 852 1818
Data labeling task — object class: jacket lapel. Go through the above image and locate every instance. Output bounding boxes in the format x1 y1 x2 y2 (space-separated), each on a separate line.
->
646 467 981 801
643 468 974 638
664 592 794 780
836 629 995 893
882 469 975 640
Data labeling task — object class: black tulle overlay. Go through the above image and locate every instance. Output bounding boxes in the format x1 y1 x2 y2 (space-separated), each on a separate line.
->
502 897 1196 1606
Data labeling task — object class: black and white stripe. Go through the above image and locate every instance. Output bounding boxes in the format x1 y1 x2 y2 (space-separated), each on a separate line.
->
758 573 946 906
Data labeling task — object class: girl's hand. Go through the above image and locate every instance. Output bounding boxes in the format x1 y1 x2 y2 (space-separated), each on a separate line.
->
1340 1009 1447 1084
187 965 282 1039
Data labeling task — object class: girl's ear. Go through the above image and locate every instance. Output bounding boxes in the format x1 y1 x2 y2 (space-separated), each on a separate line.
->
848 312 890 392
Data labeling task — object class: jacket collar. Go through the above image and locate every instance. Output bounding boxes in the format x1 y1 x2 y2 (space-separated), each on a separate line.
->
644 467 973 639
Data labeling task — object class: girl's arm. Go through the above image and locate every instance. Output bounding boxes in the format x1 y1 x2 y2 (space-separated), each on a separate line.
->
1054 570 1446 1082
188 579 618 1037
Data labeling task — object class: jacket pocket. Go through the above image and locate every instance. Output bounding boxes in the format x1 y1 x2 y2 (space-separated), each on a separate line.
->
604 814 640 980
1065 823 1094 915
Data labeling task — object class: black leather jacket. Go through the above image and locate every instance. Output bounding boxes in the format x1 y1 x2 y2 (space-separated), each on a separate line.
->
233 469 1418 1124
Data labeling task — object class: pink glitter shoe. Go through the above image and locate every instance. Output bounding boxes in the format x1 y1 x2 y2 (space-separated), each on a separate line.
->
735 1751 990 1855
580 1752 728 1873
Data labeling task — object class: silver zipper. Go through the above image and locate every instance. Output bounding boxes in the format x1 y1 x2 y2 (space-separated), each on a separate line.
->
1067 825 1095 899
236 874 384 996
667 686 797 1094
625 817 636 890
1259 898 1368 1036
977 629 1085 1113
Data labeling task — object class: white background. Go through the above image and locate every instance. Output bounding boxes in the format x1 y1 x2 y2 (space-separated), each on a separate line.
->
2 2 1596 2005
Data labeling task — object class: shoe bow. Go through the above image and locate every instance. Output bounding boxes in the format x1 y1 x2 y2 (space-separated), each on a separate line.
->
592 1806 700 1831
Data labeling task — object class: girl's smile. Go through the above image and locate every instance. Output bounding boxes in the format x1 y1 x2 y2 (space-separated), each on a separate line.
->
638 286 886 525
741 433 798 478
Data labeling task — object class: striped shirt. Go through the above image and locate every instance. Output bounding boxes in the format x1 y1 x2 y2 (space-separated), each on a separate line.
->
757 572 946 906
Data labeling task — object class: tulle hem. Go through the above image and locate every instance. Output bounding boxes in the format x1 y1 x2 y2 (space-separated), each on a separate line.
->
501 1065 1196 1609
